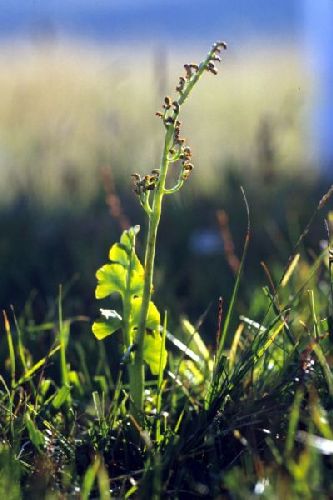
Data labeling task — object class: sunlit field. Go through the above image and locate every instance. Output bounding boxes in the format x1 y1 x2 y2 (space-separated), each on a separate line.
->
0 41 308 205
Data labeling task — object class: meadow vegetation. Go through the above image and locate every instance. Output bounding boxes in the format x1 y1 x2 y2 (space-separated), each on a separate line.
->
0 41 332 498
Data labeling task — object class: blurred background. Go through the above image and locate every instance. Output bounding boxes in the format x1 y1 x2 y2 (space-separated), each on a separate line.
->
0 0 332 338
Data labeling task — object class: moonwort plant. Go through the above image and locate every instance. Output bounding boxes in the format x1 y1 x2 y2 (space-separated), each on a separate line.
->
92 42 227 421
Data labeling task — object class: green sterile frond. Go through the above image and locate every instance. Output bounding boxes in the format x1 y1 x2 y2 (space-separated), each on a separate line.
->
92 315 122 340
109 239 143 272
95 263 126 299
95 225 143 303
144 330 167 376
120 224 140 250
128 296 165 374
109 243 130 267
129 260 145 296
93 226 148 344
108 243 144 296
130 296 160 332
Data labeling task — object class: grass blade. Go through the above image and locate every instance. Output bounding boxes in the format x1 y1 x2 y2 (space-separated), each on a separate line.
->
217 186 250 359
285 387 304 458
15 345 60 387
3 311 15 388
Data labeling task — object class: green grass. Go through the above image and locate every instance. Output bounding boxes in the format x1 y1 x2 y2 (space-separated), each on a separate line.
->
1 192 333 498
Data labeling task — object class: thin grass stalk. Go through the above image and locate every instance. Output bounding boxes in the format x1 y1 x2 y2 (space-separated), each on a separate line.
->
58 286 66 385
312 342 333 397
58 285 71 408
11 306 27 374
210 188 250 403
3 311 15 390
285 387 304 458
218 187 250 355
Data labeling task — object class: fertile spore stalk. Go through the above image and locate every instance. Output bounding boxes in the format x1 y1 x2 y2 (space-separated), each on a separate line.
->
132 41 227 413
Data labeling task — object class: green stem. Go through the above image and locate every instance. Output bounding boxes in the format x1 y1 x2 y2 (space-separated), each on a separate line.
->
122 232 142 418
132 126 174 416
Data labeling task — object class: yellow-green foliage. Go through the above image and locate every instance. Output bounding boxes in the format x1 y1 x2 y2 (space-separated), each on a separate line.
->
92 225 166 376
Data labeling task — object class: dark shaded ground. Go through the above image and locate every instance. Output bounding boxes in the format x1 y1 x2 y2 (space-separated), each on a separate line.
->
1 168 328 342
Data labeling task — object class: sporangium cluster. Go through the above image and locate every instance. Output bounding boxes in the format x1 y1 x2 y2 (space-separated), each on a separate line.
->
131 170 160 196
133 41 227 201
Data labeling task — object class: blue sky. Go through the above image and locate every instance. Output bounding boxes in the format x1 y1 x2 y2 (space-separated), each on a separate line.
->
0 1 300 44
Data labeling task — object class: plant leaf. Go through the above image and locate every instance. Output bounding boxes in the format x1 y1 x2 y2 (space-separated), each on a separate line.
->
25 414 45 449
109 240 144 273
92 317 122 340
93 225 167 374
129 297 160 333
95 263 126 299
120 225 140 250
52 385 71 409
97 234 144 300
109 243 130 267
129 297 164 374
144 330 167 375
129 255 145 295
